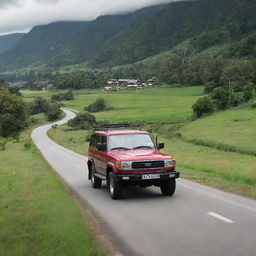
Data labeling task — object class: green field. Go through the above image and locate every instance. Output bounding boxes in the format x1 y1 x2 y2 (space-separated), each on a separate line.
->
0 123 107 256
180 107 256 155
63 87 203 124
45 86 256 198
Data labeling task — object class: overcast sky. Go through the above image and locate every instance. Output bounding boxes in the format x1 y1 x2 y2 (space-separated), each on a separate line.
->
0 0 181 35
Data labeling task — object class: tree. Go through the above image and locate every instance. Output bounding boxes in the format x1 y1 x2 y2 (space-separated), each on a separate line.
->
68 112 96 130
8 86 22 96
0 90 27 139
243 82 256 101
28 97 50 115
85 98 107 113
211 87 231 110
45 102 62 121
192 96 215 118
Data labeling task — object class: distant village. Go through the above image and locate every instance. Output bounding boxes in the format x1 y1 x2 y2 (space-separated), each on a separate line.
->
104 78 158 91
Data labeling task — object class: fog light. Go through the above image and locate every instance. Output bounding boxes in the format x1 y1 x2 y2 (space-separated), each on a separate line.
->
122 177 130 180
169 174 175 178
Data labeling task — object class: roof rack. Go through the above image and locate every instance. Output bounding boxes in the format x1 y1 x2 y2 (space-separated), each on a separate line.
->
94 123 141 132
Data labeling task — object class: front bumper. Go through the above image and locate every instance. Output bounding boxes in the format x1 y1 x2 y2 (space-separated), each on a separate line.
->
114 171 180 183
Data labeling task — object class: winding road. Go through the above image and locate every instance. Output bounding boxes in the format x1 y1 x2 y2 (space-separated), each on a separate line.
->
32 109 256 256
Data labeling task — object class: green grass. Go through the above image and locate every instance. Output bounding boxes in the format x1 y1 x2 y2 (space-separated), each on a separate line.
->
162 138 256 198
64 87 203 124
180 107 256 155
48 124 90 155
0 128 108 256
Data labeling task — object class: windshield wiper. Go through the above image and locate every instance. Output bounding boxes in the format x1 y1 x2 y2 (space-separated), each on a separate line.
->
110 147 129 150
133 146 154 149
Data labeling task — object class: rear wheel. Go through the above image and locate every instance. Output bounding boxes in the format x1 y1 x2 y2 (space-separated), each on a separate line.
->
108 172 122 199
91 165 102 188
160 179 176 196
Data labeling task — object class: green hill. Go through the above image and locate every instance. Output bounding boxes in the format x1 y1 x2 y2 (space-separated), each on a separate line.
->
0 0 256 83
0 22 88 71
0 33 25 54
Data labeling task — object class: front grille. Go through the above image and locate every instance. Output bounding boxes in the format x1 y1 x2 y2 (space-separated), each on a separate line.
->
132 161 165 169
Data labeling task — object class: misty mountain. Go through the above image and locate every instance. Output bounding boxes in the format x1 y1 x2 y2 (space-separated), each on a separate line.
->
0 21 88 71
0 33 25 54
0 0 255 72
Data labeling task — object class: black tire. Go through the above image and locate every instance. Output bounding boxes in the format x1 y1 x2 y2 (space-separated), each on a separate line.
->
160 179 176 196
108 172 122 199
91 165 102 188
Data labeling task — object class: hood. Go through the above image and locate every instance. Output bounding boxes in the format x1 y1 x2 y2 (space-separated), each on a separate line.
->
108 149 172 161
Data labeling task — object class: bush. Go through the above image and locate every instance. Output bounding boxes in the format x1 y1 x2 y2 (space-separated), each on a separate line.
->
211 87 231 110
28 97 49 115
233 93 245 107
252 101 256 108
192 96 215 118
45 102 62 121
243 83 255 102
85 98 107 113
0 90 28 138
51 91 74 102
68 112 96 130
204 82 219 93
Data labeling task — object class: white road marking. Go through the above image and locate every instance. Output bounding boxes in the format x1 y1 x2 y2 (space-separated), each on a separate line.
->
207 212 234 224
180 181 256 213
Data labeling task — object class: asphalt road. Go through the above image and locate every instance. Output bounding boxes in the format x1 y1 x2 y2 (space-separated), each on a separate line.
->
32 109 256 256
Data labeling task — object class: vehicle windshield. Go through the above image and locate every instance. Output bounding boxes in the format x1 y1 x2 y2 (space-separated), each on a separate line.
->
109 133 155 150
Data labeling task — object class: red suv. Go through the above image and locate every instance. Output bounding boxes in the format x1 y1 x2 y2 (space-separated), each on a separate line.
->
87 124 179 199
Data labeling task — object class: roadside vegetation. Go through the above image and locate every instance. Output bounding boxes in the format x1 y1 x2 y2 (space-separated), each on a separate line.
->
0 127 107 256
0 81 108 256
44 86 256 198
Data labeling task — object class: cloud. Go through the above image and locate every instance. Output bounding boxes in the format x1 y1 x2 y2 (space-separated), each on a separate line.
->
0 0 180 34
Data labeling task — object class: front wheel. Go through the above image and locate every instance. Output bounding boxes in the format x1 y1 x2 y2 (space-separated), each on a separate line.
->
160 179 176 196
91 166 102 188
108 172 122 199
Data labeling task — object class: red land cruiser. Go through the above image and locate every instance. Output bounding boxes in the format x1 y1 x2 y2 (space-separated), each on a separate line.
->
87 124 180 199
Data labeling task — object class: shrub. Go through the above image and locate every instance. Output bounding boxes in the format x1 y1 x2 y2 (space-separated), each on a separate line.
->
252 101 256 108
24 140 32 150
211 87 231 110
0 90 28 138
0 137 9 150
51 91 74 102
243 83 256 102
204 82 219 94
192 96 215 118
28 97 49 115
68 112 96 130
85 98 107 113
233 93 245 107
45 102 62 121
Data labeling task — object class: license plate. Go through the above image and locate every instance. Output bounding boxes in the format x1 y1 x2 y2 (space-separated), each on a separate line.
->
142 174 160 180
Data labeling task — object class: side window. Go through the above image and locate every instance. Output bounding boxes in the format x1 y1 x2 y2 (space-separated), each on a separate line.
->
96 135 102 144
102 136 107 151
90 134 97 147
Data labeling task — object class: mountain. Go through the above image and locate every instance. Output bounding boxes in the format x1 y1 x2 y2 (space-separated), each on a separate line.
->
0 0 256 72
0 21 88 71
91 0 256 67
0 33 25 54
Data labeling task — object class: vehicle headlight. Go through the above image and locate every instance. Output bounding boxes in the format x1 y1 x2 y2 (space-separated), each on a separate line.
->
115 161 132 170
121 161 132 170
164 159 173 167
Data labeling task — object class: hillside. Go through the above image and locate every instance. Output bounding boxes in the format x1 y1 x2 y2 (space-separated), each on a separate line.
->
91 0 256 67
0 22 88 71
0 33 25 54
0 0 256 83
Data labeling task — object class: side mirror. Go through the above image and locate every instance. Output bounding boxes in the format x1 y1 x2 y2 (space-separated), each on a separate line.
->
96 143 104 151
158 142 165 150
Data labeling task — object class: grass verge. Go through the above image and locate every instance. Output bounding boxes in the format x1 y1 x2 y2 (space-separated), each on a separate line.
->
0 128 108 256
